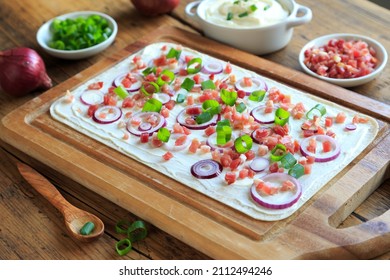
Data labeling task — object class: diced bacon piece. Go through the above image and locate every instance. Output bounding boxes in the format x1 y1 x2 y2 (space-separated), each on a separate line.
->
211 150 222 162
322 140 332 153
204 126 216 137
175 135 188 146
224 62 232 74
269 162 279 173
140 133 149 143
87 104 99 117
335 112 347 123
325 116 333 127
303 164 312 174
225 172 236 185
245 150 256 161
160 107 170 118
186 106 202 115
280 180 296 192
162 151 173 161
257 144 269 156
186 95 194 105
238 168 249 179
230 158 241 171
220 154 233 168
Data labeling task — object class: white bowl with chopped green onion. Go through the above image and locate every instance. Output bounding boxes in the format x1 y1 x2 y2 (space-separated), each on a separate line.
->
36 11 118 60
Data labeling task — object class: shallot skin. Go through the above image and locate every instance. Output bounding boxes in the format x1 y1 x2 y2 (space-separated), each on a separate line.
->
0 47 52 97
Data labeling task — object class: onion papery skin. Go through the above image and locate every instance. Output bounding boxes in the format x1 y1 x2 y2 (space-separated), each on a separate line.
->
191 159 223 179
131 0 180 16
300 135 341 162
250 173 302 210
0 47 52 97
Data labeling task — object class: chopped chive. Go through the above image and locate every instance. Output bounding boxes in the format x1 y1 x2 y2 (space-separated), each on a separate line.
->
274 108 290 126
157 127 171 143
202 99 221 115
248 90 266 102
196 111 213 124
187 57 202 74
113 86 129 99
166 47 182 60
201 79 216 90
142 66 156 76
238 11 249 18
220 88 238 106
288 163 305 179
250 4 258 12
234 135 253 154
235 102 246 113
280 153 297 169
80 221 95 235
264 4 270 11
180 77 195 91
142 98 162 113
227 12 234 20
216 120 232 145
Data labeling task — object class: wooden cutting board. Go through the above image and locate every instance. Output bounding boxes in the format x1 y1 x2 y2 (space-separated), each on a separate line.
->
1 26 389 259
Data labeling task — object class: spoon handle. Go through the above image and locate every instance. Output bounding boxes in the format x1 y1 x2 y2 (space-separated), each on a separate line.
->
17 162 74 214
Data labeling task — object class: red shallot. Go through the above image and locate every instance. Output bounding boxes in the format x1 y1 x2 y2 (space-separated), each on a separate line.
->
0 47 52 97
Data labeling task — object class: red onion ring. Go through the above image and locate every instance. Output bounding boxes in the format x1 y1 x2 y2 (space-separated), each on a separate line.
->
127 112 166 136
249 157 270 172
300 135 341 162
201 60 223 74
206 132 235 152
176 105 220 130
92 105 122 124
80 90 104 105
250 105 276 124
113 73 143 92
191 159 223 179
235 77 267 95
250 173 302 209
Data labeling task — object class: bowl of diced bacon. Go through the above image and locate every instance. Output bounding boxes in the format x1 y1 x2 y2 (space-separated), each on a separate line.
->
299 33 387 87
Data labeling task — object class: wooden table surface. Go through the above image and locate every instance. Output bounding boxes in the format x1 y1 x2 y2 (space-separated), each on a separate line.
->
0 0 389 260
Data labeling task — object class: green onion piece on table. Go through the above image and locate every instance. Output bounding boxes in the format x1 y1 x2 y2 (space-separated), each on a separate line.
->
115 220 132 234
274 107 290 126
113 86 129 99
270 143 287 161
157 127 171 143
127 220 148 242
306 104 326 120
80 221 95 235
186 57 202 74
234 135 253 154
142 98 162 112
115 239 132 256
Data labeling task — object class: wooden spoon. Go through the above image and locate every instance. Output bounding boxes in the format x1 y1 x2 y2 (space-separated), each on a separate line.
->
17 162 104 242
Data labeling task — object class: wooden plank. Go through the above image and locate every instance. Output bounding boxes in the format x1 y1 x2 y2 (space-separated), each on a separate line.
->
0 26 389 259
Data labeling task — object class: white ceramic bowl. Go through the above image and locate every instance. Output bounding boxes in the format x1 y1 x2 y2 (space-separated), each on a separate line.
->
299 33 388 87
185 0 312 55
36 11 118 60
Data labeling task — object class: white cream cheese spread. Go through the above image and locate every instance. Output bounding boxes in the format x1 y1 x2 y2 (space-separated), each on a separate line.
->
204 0 289 28
50 42 378 221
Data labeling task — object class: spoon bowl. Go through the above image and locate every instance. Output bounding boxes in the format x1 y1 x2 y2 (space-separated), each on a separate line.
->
17 162 104 242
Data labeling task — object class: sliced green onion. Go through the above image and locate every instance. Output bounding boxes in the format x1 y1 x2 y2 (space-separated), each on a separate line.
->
176 93 186 103
142 98 162 112
270 143 287 161
288 163 305 179
264 4 270 10
236 102 246 113
113 86 129 99
202 99 221 114
216 120 232 145
306 104 326 120
115 220 132 234
227 12 234 20
238 11 249 18
280 153 297 169
234 135 253 154
115 238 132 256
220 88 238 106
187 57 202 74
157 69 175 86
157 127 171 143
80 221 95 235
181 77 195 91
166 47 182 60
142 66 156 76
250 4 258 12
248 90 266 102
196 111 213 124
141 81 159 96
201 79 216 90
127 220 148 242
275 108 290 126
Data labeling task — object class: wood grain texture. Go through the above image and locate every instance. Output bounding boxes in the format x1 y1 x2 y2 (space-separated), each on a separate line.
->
1 27 389 259
0 0 389 260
